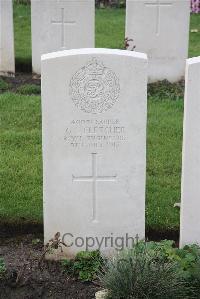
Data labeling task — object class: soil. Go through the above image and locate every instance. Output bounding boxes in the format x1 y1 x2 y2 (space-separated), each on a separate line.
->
0 234 100 299
0 228 179 299
0 73 41 93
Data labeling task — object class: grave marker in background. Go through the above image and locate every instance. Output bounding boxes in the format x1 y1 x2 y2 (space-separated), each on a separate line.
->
42 48 147 257
180 56 200 247
126 0 190 82
31 0 95 74
0 0 15 76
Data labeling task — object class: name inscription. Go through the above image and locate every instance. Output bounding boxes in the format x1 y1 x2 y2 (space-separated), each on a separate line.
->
64 119 127 149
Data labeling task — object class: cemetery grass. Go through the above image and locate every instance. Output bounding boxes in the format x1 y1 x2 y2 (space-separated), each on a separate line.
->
0 80 183 237
14 3 31 72
14 5 200 70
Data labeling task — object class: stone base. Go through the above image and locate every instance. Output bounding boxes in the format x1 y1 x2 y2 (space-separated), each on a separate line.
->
95 289 109 299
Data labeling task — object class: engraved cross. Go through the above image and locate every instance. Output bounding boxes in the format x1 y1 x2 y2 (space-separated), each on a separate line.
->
144 0 173 36
72 153 117 222
51 7 76 48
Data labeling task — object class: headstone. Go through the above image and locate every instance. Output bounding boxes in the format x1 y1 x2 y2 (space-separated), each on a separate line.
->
125 0 190 82
180 56 200 247
31 0 95 74
42 48 147 258
0 0 15 76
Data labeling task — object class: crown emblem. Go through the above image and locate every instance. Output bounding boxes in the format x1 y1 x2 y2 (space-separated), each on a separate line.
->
85 58 104 76
70 58 120 114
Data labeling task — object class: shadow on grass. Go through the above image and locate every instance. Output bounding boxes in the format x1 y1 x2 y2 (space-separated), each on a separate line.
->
0 220 43 238
0 220 179 244
15 58 32 73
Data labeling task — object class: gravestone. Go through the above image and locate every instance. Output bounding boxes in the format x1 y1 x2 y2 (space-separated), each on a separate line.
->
125 0 190 82
0 0 15 76
31 0 95 74
180 57 200 247
42 48 147 258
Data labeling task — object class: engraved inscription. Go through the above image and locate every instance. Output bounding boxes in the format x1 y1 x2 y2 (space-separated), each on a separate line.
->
69 58 120 114
72 153 117 222
144 0 172 36
64 118 127 149
51 8 76 49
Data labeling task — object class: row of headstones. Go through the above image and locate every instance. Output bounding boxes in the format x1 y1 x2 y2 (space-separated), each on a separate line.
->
0 0 190 82
42 46 200 258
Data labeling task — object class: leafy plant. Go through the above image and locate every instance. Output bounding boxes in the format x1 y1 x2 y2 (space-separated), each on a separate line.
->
62 250 103 282
100 242 192 299
147 80 184 101
167 244 200 295
0 258 6 278
0 78 10 92
124 241 200 294
31 238 41 245
16 84 41 95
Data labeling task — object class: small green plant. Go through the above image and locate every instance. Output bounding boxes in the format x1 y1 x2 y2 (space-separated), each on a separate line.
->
16 84 41 95
147 80 184 101
167 244 200 295
62 250 103 282
32 238 41 245
0 258 6 278
100 242 192 299
0 78 10 92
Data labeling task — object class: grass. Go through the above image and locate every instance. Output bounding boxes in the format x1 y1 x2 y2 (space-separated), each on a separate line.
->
0 92 42 224
16 83 41 95
14 3 31 71
0 79 10 92
1 5 199 232
189 13 200 57
96 8 125 49
146 98 183 231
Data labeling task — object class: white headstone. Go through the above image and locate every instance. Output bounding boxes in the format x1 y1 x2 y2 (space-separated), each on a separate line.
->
0 0 15 76
125 0 190 82
31 0 95 74
42 48 147 258
180 57 200 247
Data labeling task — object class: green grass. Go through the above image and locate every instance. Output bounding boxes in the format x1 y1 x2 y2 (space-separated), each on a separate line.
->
189 13 200 57
16 83 41 95
96 8 125 49
0 79 10 92
146 98 183 231
14 3 31 70
0 93 42 223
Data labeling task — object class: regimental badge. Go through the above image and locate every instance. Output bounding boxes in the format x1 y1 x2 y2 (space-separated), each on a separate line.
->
69 58 120 114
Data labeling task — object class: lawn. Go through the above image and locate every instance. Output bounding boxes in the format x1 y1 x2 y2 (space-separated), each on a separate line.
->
0 5 200 233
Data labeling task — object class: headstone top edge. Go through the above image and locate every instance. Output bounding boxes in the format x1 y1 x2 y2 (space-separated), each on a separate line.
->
41 48 148 62
31 0 94 3
126 0 189 3
187 56 200 66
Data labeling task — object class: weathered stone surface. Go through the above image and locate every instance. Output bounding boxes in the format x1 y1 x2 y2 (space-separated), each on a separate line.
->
126 0 190 82
42 48 147 257
31 0 95 74
180 56 200 247
0 0 15 76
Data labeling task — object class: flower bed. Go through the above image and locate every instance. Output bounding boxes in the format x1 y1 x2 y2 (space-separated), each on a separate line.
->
191 0 200 13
